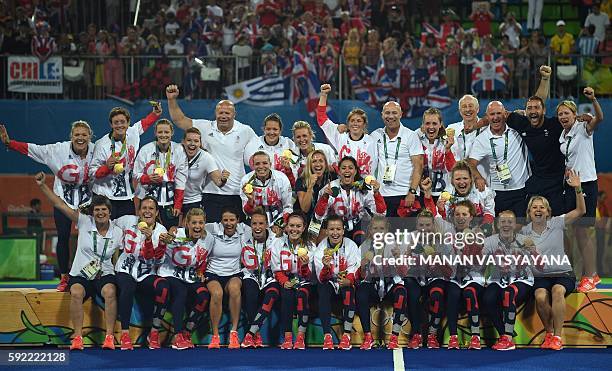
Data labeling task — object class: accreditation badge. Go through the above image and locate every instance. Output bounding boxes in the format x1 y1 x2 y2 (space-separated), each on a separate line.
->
308 218 322 236
496 163 512 184
80 259 102 280
382 164 397 184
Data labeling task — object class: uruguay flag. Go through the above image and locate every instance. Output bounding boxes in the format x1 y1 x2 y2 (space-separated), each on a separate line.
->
224 75 286 106
471 54 509 92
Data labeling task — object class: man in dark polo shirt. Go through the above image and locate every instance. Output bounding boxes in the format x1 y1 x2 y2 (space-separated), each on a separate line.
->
504 65 592 216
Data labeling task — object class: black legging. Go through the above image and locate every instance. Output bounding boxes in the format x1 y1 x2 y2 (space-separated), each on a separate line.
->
405 278 423 335
166 277 210 333
426 280 447 334
357 282 407 336
242 278 261 325
245 281 281 335
53 207 72 274
483 282 532 337
116 272 170 331
319 281 356 335
446 282 483 336
280 285 310 333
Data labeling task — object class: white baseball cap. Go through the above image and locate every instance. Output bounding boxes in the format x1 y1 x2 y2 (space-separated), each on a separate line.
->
556 20 566 26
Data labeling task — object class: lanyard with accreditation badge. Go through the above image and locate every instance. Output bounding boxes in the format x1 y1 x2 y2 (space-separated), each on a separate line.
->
80 231 111 280
382 133 401 183
489 131 512 185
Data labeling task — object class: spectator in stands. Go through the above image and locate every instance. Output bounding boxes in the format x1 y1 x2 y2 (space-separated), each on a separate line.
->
470 1 494 37
298 11 322 37
459 30 479 95
419 33 443 65
94 30 109 99
362 29 381 67
164 32 185 87
382 37 400 70
256 0 282 27
550 20 575 98
578 25 600 58
600 27 612 64
584 2 610 43
527 0 544 32
31 21 56 63
499 12 521 49
498 35 516 96
438 9 463 49
444 35 461 98
221 13 238 54
383 6 406 39
516 36 531 98
342 28 362 98
529 31 549 88
254 26 280 51
339 10 365 38
121 25 145 55
279 16 298 45
165 10 181 36
232 34 253 81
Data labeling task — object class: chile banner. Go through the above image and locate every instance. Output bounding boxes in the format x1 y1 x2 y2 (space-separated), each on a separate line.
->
7 56 63 94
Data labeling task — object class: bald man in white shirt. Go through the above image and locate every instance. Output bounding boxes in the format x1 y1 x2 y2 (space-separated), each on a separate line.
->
166 84 257 222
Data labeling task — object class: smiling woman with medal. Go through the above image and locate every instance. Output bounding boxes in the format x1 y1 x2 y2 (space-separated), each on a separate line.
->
355 215 405 350
317 83 378 175
0 121 94 292
240 151 293 227
482 210 537 351
134 119 188 228
436 161 496 233
296 149 337 228
314 156 386 244
90 104 162 219
314 215 361 350
418 107 457 199
557 88 604 293
156 208 213 350
270 212 316 350
240 209 280 348
290 120 337 179
113 196 170 351
35 172 122 351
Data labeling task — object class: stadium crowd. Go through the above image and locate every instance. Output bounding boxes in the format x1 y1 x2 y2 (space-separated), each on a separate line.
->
0 0 610 99
0 58 606 351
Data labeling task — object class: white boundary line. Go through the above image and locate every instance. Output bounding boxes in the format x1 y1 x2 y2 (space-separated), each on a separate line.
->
393 348 405 371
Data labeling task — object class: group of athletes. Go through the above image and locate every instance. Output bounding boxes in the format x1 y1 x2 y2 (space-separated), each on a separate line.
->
0 64 604 352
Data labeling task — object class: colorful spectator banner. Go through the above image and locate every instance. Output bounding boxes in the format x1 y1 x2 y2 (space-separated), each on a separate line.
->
471 54 509 92
7 56 63 94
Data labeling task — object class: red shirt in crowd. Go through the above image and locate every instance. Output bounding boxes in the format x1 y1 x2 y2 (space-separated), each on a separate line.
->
470 11 492 37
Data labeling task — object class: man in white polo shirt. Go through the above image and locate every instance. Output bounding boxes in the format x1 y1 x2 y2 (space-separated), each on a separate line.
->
371 101 424 217
166 84 257 222
468 101 531 217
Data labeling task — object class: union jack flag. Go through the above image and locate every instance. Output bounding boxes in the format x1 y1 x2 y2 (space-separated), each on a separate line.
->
347 56 393 108
290 51 327 116
471 53 509 92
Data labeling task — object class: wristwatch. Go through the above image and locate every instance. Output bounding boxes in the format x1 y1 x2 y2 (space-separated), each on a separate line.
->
408 188 417 195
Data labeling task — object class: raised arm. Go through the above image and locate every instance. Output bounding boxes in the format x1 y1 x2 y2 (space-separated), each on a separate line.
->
534 65 551 103
35 172 79 222
165 84 193 130
564 169 586 225
583 87 603 134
